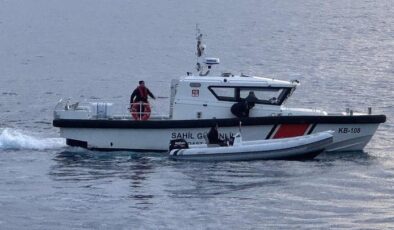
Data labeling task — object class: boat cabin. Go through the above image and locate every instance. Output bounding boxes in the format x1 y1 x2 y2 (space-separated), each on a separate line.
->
170 74 301 119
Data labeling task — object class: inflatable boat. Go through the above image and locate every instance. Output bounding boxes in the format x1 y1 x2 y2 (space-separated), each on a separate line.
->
168 131 334 161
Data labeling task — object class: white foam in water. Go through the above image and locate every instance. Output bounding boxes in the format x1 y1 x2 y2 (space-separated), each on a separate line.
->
0 128 66 150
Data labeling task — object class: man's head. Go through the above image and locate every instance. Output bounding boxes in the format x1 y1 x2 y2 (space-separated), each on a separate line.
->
139 80 145 86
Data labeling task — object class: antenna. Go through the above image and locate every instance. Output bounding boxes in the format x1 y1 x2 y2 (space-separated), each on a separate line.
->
196 24 203 58
195 24 205 72
193 25 219 76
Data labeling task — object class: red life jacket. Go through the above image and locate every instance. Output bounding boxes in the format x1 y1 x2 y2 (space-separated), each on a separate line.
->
138 86 148 101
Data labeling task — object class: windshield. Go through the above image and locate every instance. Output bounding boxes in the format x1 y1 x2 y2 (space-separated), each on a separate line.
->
209 86 292 105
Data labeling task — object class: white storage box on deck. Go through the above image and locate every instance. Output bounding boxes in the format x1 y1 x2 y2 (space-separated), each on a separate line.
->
90 102 114 118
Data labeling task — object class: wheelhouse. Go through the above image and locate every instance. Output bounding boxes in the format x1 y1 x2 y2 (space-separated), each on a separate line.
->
170 74 300 119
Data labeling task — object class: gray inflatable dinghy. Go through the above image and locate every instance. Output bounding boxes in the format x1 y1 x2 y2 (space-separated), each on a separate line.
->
169 131 333 161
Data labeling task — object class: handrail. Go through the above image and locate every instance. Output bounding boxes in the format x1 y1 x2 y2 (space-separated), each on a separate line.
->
54 98 166 119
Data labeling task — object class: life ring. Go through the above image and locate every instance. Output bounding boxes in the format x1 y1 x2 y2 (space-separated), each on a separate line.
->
131 102 151 120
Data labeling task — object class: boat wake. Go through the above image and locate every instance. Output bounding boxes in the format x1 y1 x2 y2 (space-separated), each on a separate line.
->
0 128 66 150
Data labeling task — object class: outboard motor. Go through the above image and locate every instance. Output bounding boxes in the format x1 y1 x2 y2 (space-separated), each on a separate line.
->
169 139 189 151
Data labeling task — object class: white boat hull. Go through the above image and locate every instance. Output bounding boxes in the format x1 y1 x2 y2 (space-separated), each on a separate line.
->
55 115 384 152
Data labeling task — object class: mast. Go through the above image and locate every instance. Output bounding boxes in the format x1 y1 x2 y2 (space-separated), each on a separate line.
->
195 25 205 74
195 25 219 76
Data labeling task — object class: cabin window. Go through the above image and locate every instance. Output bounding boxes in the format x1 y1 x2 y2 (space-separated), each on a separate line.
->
240 88 286 105
209 87 237 101
209 86 292 105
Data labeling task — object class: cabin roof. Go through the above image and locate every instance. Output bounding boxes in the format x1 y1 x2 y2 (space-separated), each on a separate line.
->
179 74 299 88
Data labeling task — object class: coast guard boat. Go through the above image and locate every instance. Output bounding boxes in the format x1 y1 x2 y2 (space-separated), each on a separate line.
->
53 29 386 152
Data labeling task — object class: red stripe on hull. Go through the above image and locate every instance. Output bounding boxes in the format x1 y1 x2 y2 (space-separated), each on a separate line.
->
273 124 310 139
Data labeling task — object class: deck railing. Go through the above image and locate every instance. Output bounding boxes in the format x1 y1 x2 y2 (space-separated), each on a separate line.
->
55 98 170 120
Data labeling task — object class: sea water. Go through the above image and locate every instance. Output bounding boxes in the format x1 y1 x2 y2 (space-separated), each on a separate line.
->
0 0 393 229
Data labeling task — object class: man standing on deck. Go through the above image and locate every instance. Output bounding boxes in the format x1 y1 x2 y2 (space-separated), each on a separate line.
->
130 80 156 104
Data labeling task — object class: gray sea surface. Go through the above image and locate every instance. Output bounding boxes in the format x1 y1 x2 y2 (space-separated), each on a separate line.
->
0 0 393 229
